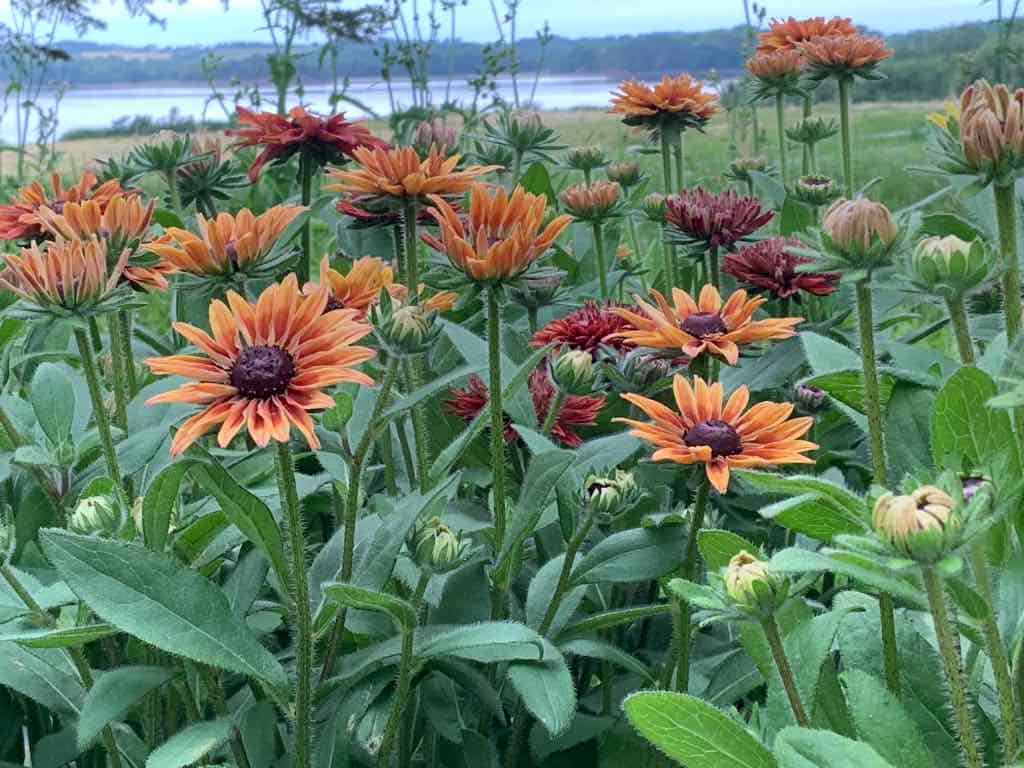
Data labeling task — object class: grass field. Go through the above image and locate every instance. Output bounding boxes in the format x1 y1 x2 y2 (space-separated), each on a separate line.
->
9 98 948 211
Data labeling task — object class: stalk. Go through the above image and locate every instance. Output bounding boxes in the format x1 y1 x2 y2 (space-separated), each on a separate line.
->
775 93 788 186
947 297 977 366
164 169 183 217
660 128 677 289
377 572 430 768
400 199 432 490
74 327 123 490
298 155 315 284
878 593 901 697
320 359 400 680
838 77 854 198
994 182 1021 344
801 93 812 175
526 306 538 335
807 142 818 175
922 566 984 768
511 150 524 187
487 288 508 554
592 220 609 300
674 130 686 189
762 613 809 726
540 390 566 437
117 310 138 396
402 198 420 293
275 441 312 768
707 245 720 290
106 318 129 430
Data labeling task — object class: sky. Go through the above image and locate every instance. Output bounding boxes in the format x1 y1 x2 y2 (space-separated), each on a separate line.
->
0 0 996 47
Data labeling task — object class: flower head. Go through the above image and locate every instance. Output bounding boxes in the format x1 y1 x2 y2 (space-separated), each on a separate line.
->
725 157 772 185
560 181 623 221
641 193 668 223
724 237 838 299
610 74 720 132
617 375 816 493
411 516 470 573
666 189 774 252
792 174 839 206
143 205 305 279
786 117 839 147
585 469 640 518
873 486 959 562
746 49 805 98
0 172 125 242
227 105 388 182
532 301 635 357
959 80 1024 177
145 275 375 456
549 347 598 395
309 255 394 319
906 235 995 299
611 286 802 365
565 145 608 174
326 145 499 204
757 16 858 53
446 369 605 448
606 161 644 188
822 197 898 264
724 550 785 614
797 34 893 81
422 184 572 284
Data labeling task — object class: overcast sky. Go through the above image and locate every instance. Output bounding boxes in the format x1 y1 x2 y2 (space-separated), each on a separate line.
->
1 0 995 46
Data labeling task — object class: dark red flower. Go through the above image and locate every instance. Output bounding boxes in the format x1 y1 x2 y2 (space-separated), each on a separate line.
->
227 106 389 182
724 237 838 298
666 189 774 251
337 195 449 229
532 302 636 357
445 370 605 448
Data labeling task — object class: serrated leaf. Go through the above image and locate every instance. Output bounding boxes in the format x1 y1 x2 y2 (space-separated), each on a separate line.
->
146 718 234 768
698 530 756 573
0 642 83 716
507 639 575 737
323 583 416 631
773 727 894 767
842 670 934 768
0 621 117 649
77 666 176 750
931 366 1020 473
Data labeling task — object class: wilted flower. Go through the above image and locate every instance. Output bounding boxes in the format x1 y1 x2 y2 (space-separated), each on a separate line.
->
958 80 1024 179
550 347 598 395
873 486 960 562
413 118 460 157
641 193 668 223
412 516 470 573
227 105 388 182
606 161 644 188
0 172 125 243
906 235 995 299
757 16 858 53
565 146 608 174
560 181 623 221
70 494 126 538
724 237 838 299
610 74 720 133
797 34 893 82
792 174 839 206
724 550 786 614
666 189 774 252
532 301 635 357
585 470 640 518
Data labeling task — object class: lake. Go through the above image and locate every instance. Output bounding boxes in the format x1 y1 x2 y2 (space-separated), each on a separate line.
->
4 75 636 143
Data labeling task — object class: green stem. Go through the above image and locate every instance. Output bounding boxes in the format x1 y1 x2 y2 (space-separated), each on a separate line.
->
541 389 566 438
878 593 901 697
994 182 1021 344
74 327 123 490
527 306 538 335
377 572 429 768
592 220 609 300
762 614 809 726
487 288 508 554
674 130 685 189
511 150 524 187
275 441 312 768
802 93 812 176
660 128 676 290
775 92 788 187
164 169 183 217
107 318 129 430
117 310 138 396
922 566 984 768
838 77 854 198
855 279 886 484
404 357 431 493
298 156 315 284
807 142 817 175
320 359 400 680
402 198 420 293
946 297 977 366
707 245 720 290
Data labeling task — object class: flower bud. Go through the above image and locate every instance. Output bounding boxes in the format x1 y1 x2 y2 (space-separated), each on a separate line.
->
794 383 828 413
550 348 597 395
959 80 1024 176
412 516 469 573
908 235 994 299
724 550 784 614
508 273 563 310
560 181 622 221
605 350 679 396
566 145 608 173
606 161 643 188
822 198 898 270
69 494 126 538
792 174 839 206
585 470 639 519
785 117 839 147
726 156 770 183
414 119 460 157
873 486 960 562
641 193 668 223
372 297 441 356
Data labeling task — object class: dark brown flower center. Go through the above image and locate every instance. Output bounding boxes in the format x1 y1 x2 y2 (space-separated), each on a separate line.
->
681 312 728 338
325 295 346 313
230 345 295 399
684 419 742 458
226 241 240 270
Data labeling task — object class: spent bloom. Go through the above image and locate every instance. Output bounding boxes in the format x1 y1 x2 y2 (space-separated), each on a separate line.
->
609 74 720 133
0 172 125 242
724 237 838 299
666 189 774 252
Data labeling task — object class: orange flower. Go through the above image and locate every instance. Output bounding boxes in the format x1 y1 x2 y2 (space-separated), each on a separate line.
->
611 285 802 365
422 184 572 283
143 205 304 277
797 34 893 78
757 16 857 53
609 74 719 130
560 181 622 221
309 255 394 318
959 80 1024 172
616 375 816 493
146 275 375 456
0 238 131 314
747 49 805 81
386 283 458 313
0 173 125 242
326 145 499 202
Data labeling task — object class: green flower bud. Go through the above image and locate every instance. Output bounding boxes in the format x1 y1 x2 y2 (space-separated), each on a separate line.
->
372 296 441 356
792 174 839 206
508 273 564 310
412 516 469 573
585 470 639 519
873 486 960 562
566 145 608 173
725 156 770 184
550 348 597 395
907 235 995 299
724 550 785 614
785 117 839 147
69 494 125 538
641 193 668 223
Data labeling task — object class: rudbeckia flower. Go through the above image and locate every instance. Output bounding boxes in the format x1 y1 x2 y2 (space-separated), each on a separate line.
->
532 301 635 357
756 16 858 53
0 172 125 242
724 237 838 299
609 74 720 132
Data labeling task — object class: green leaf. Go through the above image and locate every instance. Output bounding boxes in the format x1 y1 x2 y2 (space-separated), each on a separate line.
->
773 727 895 768
624 691 777 768
698 530 756 573
499 449 575 564
780 196 815 236
525 554 584 636
842 670 934 768
932 366 1020 472
759 494 867 542
40 530 288 690
323 583 416 631
384 363 487 420
146 718 234 768
0 621 117 649
735 472 864 521
141 462 191 552
321 391 354 432
507 639 576 736
571 524 686 585
560 638 654 682
520 162 557 206
556 604 672 641
31 363 75 446
419 622 544 663
0 642 84 716
77 666 176 750
801 332 860 374
885 383 934 481
770 548 923 607
153 208 185 229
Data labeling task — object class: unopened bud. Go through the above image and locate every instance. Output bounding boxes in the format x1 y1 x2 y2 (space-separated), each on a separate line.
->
909 235 994 298
585 470 639 518
550 348 597 395
724 550 784 614
566 145 608 173
70 495 125 538
412 516 469 573
606 161 643 188
641 193 667 223
873 486 959 562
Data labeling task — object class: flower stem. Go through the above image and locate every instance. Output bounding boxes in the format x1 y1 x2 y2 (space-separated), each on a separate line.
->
808 142 817 175
838 77 854 198
275 440 312 768
527 306 538 335
947 296 977 365
487 288 508 555
674 130 686 189
922 566 984 768
855 279 887 484
377 572 429 768
878 593 901 697
539 504 597 635
592 220 609 300
541 389 566 438
164 169 183 217
660 129 677 290
298 155 315 284
802 93 813 176
320 359 400 680
511 150 524 187
971 542 1023 761
117 310 138 396
107 318 129 430
762 613 809 726
775 92 788 187
404 356 432 493
707 245 720 290
402 198 420 294
994 182 1021 344
74 327 123 490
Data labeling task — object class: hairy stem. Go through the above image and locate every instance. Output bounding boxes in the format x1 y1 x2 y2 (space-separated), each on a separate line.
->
487 288 508 554
540 389 566 438
669 478 710 692
674 129 686 189
878 593 901 697
947 296 977 366
593 220 609 300
117 310 138 396
298 154 314 284
802 93 812 175
994 182 1021 344
838 76 854 198
74 327 123 490
762 614 809 726
855 279 887 484
775 92 788 187
660 128 677 289
164 169 183 217
107 318 129 430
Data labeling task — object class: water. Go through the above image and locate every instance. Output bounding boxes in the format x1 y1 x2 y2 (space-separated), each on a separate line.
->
4 75 627 142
